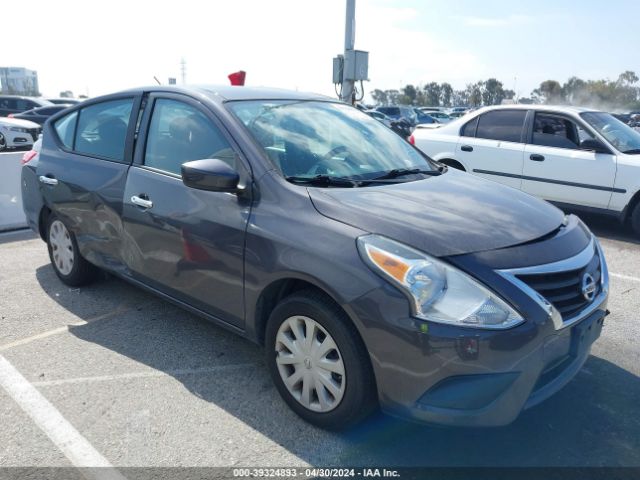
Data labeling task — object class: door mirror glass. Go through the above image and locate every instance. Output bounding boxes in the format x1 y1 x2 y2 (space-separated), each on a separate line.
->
580 138 610 154
181 158 240 192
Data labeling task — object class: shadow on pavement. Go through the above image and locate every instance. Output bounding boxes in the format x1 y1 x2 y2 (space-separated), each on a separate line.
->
35 265 640 467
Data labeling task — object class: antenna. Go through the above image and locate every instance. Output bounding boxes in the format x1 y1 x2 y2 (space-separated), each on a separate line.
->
181 57 187 85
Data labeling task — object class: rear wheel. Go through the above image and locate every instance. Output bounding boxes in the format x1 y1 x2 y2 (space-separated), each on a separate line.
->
46 215 98 286
631 203 640 237
265 290 377 430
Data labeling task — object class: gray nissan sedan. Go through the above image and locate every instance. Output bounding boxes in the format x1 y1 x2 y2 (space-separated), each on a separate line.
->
21 86 609 430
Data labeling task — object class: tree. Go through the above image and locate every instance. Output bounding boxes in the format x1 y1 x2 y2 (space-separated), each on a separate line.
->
423 82 441 106
466 82 483 107
482 78 506 105
402 84 418 105
371 89 388 105
439 83 453 107
532 80 564 104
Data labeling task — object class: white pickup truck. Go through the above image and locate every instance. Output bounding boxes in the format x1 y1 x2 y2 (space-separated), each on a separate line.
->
412 104 640 236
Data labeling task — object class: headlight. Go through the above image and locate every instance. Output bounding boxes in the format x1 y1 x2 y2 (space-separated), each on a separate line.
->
357 235 524 329
10 127 28 133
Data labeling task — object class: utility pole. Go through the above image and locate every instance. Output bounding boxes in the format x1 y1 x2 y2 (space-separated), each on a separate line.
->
181 57 187 85
341 0 356 104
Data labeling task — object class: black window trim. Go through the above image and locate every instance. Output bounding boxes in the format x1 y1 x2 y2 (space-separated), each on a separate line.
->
133 91 252 180
50 94 142 165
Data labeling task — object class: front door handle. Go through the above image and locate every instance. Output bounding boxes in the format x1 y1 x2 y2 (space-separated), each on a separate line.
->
529 154 545 162
39 175 58 186
461 145 474 152
131 195 153 209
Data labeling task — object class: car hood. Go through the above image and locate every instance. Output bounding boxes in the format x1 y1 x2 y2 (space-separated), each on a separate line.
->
308 169 565 257
0 117 40 128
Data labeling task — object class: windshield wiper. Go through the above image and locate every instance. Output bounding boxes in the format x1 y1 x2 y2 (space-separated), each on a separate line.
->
285 175 359 187
367 167 443 182
622 148 640 155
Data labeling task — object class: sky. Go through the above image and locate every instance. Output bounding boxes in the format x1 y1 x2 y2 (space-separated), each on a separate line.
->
3 0 639 102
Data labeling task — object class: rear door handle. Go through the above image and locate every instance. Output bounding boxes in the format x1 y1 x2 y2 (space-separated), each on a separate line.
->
461 145 473 152
39 175 58 186
529 154 545 162
131 195 153 209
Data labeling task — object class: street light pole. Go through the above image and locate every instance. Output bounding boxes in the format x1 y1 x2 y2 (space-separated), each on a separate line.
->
341 0 356 104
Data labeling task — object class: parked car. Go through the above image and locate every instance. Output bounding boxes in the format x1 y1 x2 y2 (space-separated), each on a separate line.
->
376 105 417 125
413 108 440 126
0 95 52 117
427 111 453 123
449 111 467 119
0 117 41 150
419 107 442 113
11 105 70 126
23 86 609 430
365 109 392 127
413 104 640 235
46 98 81 105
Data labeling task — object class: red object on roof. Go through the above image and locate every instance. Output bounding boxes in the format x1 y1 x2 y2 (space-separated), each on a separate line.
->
228 71 246 86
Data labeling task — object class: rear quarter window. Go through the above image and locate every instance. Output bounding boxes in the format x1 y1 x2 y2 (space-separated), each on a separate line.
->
53 111 78 149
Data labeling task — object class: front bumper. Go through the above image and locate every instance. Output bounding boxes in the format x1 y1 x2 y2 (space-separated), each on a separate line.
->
397 305 607 427
348 222 609 427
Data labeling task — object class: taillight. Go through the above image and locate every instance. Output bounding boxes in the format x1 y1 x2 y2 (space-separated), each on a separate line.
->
7 113 14 118
408 134 415 145
21 150 37 165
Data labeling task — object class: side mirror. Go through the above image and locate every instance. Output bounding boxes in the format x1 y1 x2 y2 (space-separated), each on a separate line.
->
181 159 240 192
580 138 610 154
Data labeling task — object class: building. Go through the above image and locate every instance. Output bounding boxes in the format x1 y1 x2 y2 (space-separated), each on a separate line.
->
0 67 39 96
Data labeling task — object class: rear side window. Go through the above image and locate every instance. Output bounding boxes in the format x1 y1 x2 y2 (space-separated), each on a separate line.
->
53 111 78 149
475 110 526 143
144 99 235 176
75 99 134 161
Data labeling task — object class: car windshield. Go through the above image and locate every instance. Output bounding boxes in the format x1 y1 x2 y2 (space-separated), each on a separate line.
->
581 112 640 154
227 100 436 183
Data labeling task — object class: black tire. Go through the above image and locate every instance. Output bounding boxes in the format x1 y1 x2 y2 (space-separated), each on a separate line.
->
265 289 377 430
46 214 98 287
0 132 7 151
631 203 640 237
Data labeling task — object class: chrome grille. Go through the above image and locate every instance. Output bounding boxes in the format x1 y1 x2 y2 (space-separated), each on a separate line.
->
516 249 601 319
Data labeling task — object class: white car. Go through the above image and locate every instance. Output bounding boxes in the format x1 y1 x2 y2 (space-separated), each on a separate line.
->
413 104 640 235
0 117 41 151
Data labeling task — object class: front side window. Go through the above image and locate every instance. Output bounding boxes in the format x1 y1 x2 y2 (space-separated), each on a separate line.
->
75 98 133 161
475 110 526 143
53 111 78 149
532 113 586 149
144 99 235 176
581 112 640 154
228 100 433 180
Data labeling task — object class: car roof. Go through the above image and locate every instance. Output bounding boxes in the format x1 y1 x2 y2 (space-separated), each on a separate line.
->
118 85 334 102
472 104 596 115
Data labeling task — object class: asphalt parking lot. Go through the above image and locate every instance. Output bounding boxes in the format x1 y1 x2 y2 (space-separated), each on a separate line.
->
0 213 638 472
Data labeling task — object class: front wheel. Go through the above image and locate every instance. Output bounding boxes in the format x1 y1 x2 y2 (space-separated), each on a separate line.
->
265 290 377 430
46 214 98 286
0 133 7 151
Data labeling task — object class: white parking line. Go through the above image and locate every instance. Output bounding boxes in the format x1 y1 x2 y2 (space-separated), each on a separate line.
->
33 363 258 387
0 303 143 352
0 355 127 480
611 272 640 283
